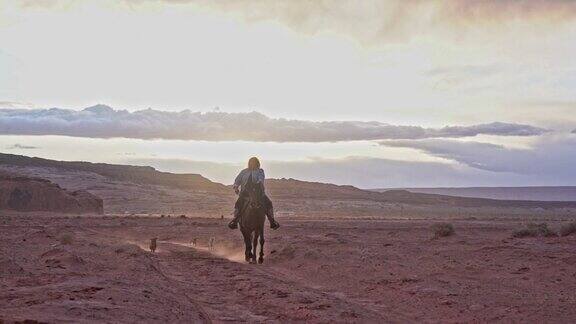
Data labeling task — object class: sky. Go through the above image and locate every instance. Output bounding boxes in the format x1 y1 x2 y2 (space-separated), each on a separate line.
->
1 0 576 188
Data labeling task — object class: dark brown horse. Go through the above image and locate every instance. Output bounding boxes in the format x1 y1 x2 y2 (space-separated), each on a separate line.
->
239 178 266 264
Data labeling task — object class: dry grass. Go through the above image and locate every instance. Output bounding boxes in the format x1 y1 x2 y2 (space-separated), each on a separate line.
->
432 223 455 238
559 222 576 237
512 223 557 238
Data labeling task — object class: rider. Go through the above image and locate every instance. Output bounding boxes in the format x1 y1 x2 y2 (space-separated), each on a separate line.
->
228 157 280 230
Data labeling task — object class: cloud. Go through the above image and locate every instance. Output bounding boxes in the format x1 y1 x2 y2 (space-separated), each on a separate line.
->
137 0 576 44
426 64 503 91
0 101 36 109
14 1 576 45
381 136 576 180
435 0 576 22
5 143 39 150
0 105 547 142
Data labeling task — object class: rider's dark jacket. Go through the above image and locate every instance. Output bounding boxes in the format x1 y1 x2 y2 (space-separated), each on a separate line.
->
233 168 266 193
233 168 272 210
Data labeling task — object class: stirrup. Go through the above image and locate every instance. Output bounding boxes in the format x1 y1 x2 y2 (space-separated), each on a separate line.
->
270 221 280 230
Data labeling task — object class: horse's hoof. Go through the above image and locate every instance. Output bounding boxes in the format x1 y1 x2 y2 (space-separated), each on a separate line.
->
249 259 256 264
258 257 264 264
270 221 280 230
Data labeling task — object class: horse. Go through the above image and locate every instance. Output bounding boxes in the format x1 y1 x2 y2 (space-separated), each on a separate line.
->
208 237 215 251
238 177 266 264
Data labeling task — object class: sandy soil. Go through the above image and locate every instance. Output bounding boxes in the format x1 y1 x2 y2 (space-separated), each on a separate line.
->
2 213 576 323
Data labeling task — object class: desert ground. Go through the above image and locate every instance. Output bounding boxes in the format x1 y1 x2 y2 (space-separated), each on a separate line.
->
1 156 576 323
2 212 576 323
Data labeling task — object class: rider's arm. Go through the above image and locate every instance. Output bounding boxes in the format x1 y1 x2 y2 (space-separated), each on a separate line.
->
258 168 266 191
233 169 245 192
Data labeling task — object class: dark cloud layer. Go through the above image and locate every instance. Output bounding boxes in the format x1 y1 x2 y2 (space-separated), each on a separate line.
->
0 105 547 142
381 136 576 180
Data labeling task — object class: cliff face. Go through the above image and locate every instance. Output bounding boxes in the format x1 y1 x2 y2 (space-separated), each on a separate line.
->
0 153 227 193
265 178 576 209
0 173 103 214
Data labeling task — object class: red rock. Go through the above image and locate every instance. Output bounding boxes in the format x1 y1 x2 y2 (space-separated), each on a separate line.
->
0 172 103 214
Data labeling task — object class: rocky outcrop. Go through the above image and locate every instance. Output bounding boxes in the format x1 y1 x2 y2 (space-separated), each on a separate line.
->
0 173 103 214
0 152 227 193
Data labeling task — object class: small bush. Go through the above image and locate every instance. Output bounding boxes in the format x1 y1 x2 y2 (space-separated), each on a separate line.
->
512 223 557 238
512 228 536 238
559 222 576 237
432 223 455 238
59 233 74 245
529 222 557 237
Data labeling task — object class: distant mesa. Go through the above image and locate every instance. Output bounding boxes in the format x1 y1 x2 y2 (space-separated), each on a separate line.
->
2 152 576 210
0 172 103 214
265 178 576 209
0 152 226 193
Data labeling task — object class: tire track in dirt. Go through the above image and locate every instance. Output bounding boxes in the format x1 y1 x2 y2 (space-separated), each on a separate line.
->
79 227 214 323
157 240 393 322
82 226 393 322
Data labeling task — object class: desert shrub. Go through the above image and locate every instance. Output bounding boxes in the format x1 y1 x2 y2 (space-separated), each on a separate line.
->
559 222 576 237
59 233 74 245
513 223 557 238
432 223 455 238
512 228 536 238
528 222 557 237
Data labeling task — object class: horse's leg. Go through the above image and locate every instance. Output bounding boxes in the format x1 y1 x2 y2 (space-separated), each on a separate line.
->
242 231 252 262
258 227 265 264
251 230 258 264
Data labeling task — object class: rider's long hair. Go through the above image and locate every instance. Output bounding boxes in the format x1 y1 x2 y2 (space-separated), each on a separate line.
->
248 157 260 170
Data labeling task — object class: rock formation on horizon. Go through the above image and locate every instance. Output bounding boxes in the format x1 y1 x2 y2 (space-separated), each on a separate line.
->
0 172 103 214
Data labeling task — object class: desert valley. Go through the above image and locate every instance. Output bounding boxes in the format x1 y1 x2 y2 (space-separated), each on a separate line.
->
1 153 576 323
4 1 576 322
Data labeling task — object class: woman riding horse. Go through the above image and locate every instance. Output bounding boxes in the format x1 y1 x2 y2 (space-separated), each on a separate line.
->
228 157 280 230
